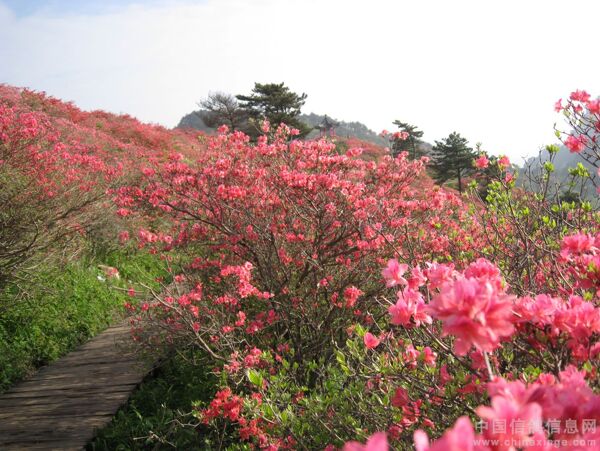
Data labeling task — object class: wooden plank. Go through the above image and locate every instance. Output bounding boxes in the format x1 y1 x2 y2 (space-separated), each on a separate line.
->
0 320 154 450
0 385 137 400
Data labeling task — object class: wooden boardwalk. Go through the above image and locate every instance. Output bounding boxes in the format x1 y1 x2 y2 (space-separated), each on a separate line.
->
0 323 152 450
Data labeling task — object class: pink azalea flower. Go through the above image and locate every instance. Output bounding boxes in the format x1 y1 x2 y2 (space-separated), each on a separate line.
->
570 89 591 102
464 258 504 290
389 296 412 326
391 387 409 407
414 416 489 451
554 98 563 112
344 286 363 308
425 262 456 289
564 134 587 153
586 98 600 114
389 287 427 326
382 259 409 287
343 432 388 451
408 265 427 289
393 131 409 140
422 347 437 366
428 276 515 355
477 394 543 447
497 155 510 169
364 332 381 349
474 155 489 169
561 233 596 257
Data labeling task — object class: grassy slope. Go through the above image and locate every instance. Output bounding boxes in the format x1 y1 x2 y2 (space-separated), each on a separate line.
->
0 248 168 393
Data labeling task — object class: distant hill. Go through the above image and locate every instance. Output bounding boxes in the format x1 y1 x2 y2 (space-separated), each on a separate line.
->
299 113 388 147
176 110 389 147
176 109 436 156
522 146 599 202
177 110 215 133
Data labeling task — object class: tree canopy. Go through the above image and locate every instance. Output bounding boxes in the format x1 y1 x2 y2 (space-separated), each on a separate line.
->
198 92 248 132
236 82 311 138
430 132 475 193
391 120 424 159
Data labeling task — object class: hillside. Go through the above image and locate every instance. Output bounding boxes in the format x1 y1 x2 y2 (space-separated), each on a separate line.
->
177 108 396 149
522 145 599 202
299 112 388 146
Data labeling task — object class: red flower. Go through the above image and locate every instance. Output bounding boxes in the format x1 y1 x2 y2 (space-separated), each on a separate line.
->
428 276 515 355
474 155 489 169
363 332 381 349
565 134 587 153
382 259 409 287
343 432 388 451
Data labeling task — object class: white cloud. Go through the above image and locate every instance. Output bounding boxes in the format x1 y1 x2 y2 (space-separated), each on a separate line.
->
1 0 599 161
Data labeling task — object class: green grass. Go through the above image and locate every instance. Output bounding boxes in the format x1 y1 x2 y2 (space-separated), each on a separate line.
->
88 350 218 451
0 248 168 393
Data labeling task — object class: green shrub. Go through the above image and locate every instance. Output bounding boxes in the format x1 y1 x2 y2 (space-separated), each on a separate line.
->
88 350 217 451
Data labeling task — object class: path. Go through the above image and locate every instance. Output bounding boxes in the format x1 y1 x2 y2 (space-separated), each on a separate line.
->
0 323 151 450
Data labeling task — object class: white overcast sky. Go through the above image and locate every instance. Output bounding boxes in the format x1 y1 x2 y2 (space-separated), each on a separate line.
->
1 0 598 162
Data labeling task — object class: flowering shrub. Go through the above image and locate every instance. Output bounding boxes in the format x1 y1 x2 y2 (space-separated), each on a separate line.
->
115 120 494 446
8 83 599 449
335 92 600 450
0 84 198 293
112 90 600 449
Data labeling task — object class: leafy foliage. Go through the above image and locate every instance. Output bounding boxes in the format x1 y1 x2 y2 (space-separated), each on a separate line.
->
236 82 311 138
430 131 476 193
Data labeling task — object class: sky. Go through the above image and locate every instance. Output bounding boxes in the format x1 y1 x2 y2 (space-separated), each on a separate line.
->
1 0 599 162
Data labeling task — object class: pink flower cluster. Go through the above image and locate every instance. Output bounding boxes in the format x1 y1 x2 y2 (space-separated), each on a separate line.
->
414 366 600 451
384 258 516 355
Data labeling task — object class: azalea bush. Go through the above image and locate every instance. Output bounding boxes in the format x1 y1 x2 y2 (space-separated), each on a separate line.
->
115 120 489 445
114 90 600 450
4 80 599 448
339 91 600 451
0 84 200 294
0 95 110 289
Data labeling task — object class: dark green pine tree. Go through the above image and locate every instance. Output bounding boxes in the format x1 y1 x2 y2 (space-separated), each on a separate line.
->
236 82 311 139
391 120 424 159
430 132 476 193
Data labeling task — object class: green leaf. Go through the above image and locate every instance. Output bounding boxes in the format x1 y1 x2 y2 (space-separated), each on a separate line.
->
247 369 263 387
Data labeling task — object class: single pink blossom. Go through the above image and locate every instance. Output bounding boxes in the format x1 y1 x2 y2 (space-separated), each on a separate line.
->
391 387 409 407
344 286 363 308
561 233 596 257
474 155 489 169
497 155 510 169
565 134 587 153
382 259 409 287
586 98 600 114
364 332 381 349
408 265 427 289
554 98 563 112
414 416 489 451
343 432 388 451
422 347 437 366
428 276 515 355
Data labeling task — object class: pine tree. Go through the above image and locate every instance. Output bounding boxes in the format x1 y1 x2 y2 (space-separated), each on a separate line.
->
198 92 248 131
236 82 311 138
391 120 424 159
430 132 475 193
